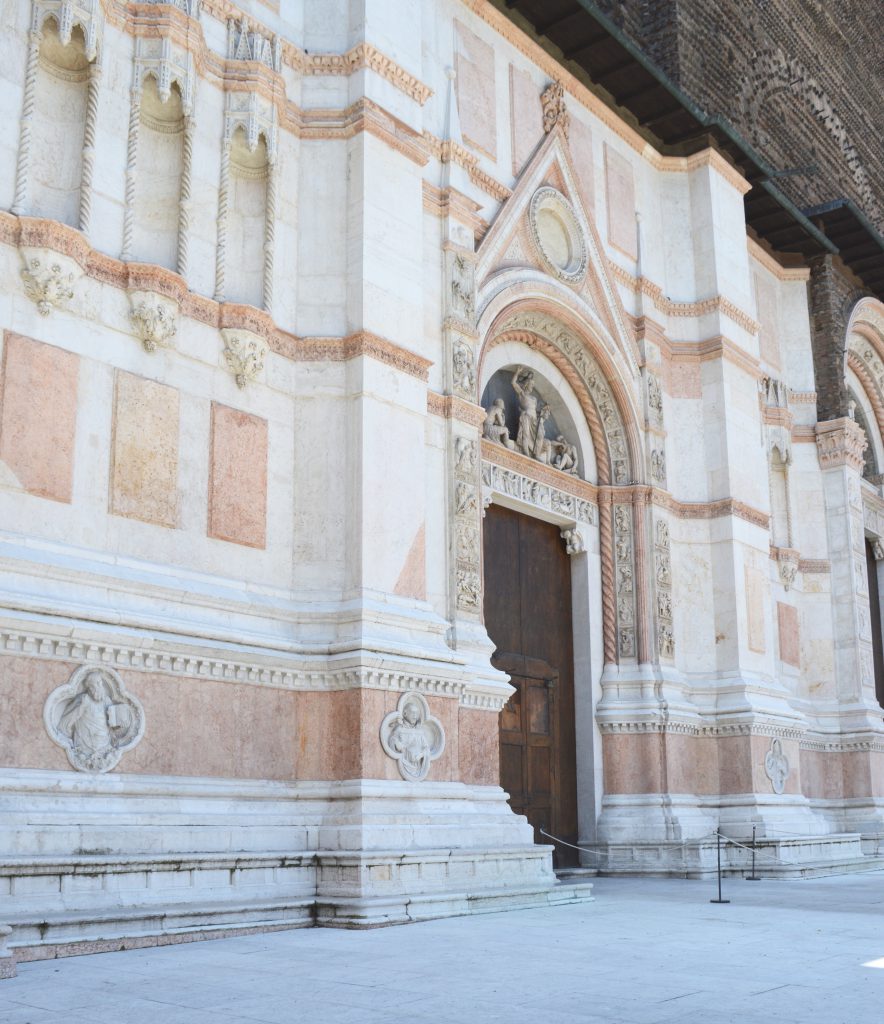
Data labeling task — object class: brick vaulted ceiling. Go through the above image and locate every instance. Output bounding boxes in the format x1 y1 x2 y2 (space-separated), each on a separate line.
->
497 0 884 299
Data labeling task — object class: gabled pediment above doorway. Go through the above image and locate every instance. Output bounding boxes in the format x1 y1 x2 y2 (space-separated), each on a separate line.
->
476 126 640 383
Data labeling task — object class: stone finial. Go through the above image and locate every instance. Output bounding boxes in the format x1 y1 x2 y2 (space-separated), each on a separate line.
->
541 80 569 137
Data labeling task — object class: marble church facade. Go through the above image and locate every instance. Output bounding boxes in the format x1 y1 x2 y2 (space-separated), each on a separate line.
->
1 0 883 962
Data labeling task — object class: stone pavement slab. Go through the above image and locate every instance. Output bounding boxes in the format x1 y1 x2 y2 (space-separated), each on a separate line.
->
3 874 884 1023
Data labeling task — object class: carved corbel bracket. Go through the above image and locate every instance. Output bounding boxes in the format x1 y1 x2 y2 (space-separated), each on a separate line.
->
775 547 800 591
19 246 84 316
221 328 267 388
561 527 585 555
128 290 178 353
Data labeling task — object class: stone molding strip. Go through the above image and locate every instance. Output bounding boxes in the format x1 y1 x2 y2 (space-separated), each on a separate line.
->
2 215 430 381
294 99 429 167
663 335 763 381
611 264 759 335
422 182 488 237
427 392 488 427
798 559 831 574
656 149 751 195
0 629 507 709
597 718 806 739
421 132 513 203
95 0 432 106
747 237 811 282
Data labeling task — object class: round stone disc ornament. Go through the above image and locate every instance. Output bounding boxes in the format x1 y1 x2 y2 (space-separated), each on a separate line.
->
528 186 588 284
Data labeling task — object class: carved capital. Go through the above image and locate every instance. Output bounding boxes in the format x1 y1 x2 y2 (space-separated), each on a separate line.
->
815 418 867 471
774 547 801 591
128 291 178 353
20 246 82 315
221 328 267 388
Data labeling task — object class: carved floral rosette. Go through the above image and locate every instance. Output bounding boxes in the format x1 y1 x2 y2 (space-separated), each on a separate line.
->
379 691 445 782
44 665 145 773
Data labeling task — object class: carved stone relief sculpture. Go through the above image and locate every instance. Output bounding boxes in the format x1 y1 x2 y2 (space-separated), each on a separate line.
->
654 518 674 658
764 737 790 795
452 337 477 399
380 692 445 782
540 80 569 137
484 366 580 476
480 461 597 526
561 528 585 555
454 435 482 614
613 504 636 658
44 665 145 772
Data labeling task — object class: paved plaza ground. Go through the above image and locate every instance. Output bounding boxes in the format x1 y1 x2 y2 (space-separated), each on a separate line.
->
3 873 884 1024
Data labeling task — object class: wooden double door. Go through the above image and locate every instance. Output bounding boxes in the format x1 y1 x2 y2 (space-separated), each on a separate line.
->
483 504 579 866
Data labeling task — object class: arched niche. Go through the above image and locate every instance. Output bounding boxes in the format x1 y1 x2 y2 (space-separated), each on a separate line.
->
133 75 184 270
225 125 270 309
31 18 90 226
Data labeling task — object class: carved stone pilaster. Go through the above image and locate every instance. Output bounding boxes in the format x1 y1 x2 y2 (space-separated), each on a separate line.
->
454 435 482 615
613 503 637 659
654 517 674 659
20 247 82 315
221 328 267 388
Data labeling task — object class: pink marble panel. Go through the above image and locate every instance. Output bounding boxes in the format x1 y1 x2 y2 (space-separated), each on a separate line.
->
666 734 719 795
110 371 179 527
568 117 595 216
669 360 702 399
717 735 753 794
393 522 426 600
604 144 637 259
509 64 542 175
455 20 497 160
0 332 78 502
208 403 268 549
458 708 499 786
777 601 800 667
602 732 664 794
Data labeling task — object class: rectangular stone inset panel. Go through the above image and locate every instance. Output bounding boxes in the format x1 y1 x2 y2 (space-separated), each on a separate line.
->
208 403 268 548
777 601 800 667
509 64 541 175
745 566 766 653
110 371 179 527
604 144 637 259
568 117 595 215
0 332 78 502
455 20 497 160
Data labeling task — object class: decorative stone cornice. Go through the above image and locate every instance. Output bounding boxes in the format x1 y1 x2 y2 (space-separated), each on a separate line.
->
0 626 509 709
427 392 487 427
815 418 867 472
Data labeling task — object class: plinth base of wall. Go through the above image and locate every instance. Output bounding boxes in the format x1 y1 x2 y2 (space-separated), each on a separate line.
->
589 833 884 878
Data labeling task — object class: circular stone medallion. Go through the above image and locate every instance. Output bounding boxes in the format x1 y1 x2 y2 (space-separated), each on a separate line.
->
529 186 588 284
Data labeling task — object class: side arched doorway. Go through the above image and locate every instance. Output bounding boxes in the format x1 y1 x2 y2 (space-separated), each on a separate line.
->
483 503 579 866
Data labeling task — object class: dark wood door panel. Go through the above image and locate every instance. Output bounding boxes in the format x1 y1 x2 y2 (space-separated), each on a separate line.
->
483 504 579 865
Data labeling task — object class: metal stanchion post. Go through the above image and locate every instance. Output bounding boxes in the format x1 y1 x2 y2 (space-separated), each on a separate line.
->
747 825 760 881
710 831 730 904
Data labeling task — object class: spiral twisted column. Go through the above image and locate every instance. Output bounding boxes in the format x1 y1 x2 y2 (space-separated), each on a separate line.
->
121 84 142 262
598 489 617 666
176 115 195 279
78 63 102 236
262 159 277 313
12 30 41 216
214 136 231 302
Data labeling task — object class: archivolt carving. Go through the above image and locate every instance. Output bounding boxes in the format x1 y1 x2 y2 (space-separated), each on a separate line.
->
493 312 632 485
44 665 145 773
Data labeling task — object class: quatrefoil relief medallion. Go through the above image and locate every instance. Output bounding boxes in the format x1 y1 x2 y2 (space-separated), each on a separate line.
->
380 692 445 782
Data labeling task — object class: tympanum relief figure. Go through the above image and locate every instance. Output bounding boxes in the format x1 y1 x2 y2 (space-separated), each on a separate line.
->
482 368 579 476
